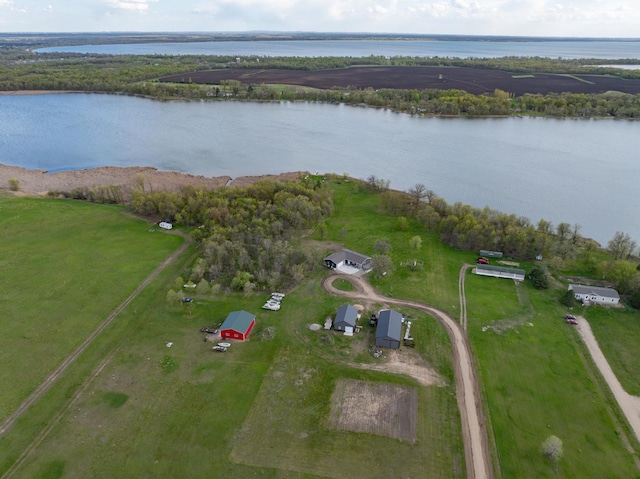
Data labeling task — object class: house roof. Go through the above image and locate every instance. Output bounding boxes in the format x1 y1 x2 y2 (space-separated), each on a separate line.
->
335 304 358 327
376 309 402 341
325 248 371 265
569 284 620 299
477 264 526 276
220 310 255 334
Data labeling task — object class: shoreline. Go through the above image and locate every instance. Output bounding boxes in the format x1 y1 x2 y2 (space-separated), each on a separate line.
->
0 163 307 196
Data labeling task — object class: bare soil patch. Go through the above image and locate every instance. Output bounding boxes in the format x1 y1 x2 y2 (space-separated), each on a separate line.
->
327 378 417 443
160 66 640 96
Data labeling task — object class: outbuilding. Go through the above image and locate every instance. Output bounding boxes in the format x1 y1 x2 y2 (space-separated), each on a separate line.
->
219 310 256 340
375 309 403 350
569 284 620 306
333 304 358 332
475 264 525 281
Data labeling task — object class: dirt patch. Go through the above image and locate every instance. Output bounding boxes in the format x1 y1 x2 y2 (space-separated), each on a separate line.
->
357 349 445 387
160 66 640 96
327 378 417 443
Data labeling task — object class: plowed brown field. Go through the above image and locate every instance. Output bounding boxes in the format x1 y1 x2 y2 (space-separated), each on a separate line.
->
160 66 640 96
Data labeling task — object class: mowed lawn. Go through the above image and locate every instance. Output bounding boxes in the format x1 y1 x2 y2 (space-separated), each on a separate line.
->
466 272 639 478
0 196 182 422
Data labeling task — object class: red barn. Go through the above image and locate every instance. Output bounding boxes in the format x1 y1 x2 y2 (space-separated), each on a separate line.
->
219 310 256 341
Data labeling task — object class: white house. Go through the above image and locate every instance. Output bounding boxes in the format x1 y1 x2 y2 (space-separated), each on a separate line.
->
324 249 373 272
569 284 620 306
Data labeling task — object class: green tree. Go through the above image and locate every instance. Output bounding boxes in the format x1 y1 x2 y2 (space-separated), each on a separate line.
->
529 266 549 289
7 178 20 191
608 231 637 260
410 235 422 250
396 216 409 231
560 289 577 307
371 254 394 278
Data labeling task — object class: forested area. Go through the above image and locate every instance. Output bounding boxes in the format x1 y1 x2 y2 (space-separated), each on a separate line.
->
126 177 331 292
2 48 640 118
366 176 640 306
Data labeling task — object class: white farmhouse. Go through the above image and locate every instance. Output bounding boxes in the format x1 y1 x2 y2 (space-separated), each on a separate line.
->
569 284 620 306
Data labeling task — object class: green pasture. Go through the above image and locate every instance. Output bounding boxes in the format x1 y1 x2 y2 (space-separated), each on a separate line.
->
2 181 640 479
585 306 640 396
0 196 182 422
8 273 463 479
467 274 639 478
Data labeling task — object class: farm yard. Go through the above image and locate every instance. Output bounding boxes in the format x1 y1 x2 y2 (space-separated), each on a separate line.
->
1 178 640 479
159 66 640 96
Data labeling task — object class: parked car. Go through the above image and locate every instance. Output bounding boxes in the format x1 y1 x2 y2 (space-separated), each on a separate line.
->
477 257 489 264
182 297 193 303
566 318 578 325
564 314 576 320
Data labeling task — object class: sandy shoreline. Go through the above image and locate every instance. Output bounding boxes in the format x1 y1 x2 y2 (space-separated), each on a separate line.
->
0 163 307 196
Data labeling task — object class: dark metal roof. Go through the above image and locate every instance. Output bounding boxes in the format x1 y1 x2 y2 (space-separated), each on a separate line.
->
376 309 402 342
335 304 358 327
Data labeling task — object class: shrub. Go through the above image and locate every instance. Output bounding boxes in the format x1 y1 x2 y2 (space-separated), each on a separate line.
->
8 178 20 191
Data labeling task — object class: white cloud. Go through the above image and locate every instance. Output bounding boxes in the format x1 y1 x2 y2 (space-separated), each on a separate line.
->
104 0 158 11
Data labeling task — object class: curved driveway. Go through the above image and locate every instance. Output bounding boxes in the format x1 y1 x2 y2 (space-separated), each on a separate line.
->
322 273 494 479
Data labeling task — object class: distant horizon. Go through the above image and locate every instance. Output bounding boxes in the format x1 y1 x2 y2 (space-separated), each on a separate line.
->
1 1 638 38
3 31 640 42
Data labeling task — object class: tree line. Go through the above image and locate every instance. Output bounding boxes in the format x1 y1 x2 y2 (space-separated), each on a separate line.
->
2 49 640 118
367 177 640 307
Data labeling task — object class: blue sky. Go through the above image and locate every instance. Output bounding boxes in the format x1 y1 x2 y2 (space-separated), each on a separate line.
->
0 0 638 38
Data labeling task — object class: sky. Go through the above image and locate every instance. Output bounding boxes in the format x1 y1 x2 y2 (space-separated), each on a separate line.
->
0 0 639 38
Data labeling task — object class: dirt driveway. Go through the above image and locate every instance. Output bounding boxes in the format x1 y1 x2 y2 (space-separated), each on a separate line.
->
322 273 494 479
576 317 640 442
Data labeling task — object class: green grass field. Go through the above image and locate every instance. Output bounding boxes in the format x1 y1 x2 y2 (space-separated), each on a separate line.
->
0 196 183 424
2 181 640 479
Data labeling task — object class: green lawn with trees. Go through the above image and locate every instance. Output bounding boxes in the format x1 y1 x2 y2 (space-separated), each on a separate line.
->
0 176 639 478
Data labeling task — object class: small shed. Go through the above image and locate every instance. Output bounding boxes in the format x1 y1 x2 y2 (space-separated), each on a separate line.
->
219 310 256 341
569 284 620 306
475 264 525 281
334 304 358 332
375 309 402 350
479 250 503 258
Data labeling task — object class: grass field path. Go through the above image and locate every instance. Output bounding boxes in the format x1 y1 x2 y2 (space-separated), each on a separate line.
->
0 233 190 438
322 273 494 479
576 316 640 443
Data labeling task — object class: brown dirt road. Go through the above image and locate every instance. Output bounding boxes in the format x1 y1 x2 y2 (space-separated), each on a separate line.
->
575 317 640 442
322 273 494 479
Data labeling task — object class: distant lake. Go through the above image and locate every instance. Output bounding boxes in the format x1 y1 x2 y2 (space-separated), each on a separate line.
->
1 93 638 245
36 39 640 60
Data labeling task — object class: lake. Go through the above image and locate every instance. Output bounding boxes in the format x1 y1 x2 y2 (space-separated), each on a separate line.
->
0 93 637 245
36 39 640 60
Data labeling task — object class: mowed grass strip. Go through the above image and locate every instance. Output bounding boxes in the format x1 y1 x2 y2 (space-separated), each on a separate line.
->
0 197 182 421
467 277 639 478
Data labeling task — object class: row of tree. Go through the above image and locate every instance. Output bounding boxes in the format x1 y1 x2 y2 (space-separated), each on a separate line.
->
366 178 640 305
2 50 640 118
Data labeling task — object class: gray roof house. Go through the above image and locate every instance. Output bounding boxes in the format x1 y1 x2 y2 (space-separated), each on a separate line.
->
324 248 373 271
569 284 620 306
375 309 403 350
333 304 358 332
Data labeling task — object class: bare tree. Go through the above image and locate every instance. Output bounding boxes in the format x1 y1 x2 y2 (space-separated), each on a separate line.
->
407 183 428 205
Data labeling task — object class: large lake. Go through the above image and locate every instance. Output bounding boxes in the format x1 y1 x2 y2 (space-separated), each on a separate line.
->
0 93 637 245
37 39 640 60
